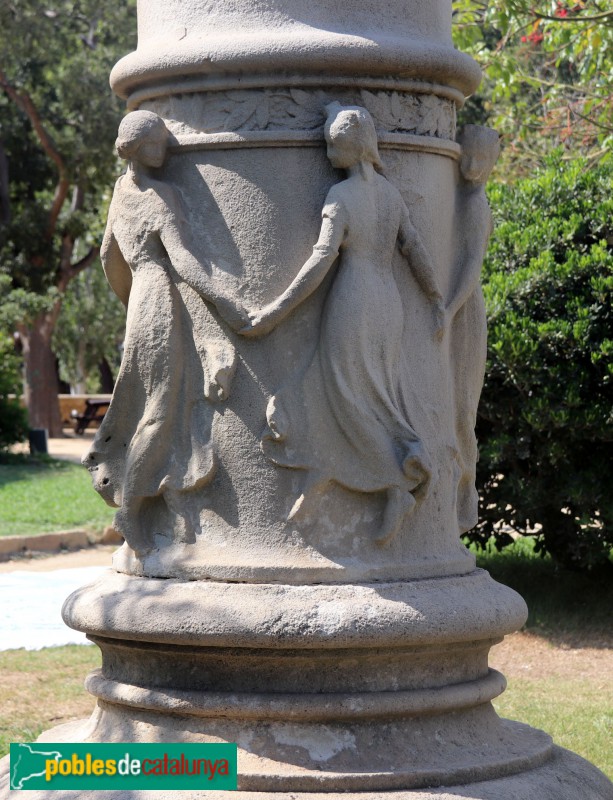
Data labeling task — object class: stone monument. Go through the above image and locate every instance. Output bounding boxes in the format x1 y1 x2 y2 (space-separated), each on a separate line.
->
2 1 612 798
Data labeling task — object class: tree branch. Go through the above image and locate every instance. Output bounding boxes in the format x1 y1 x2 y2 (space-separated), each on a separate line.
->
0 70 69 239
0 139 10 226
71 246 100 276
533 10 613 23
571 106 613 133
523 75 610 99
56 242 100 294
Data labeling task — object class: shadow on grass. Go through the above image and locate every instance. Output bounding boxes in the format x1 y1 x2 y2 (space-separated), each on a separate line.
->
0 453 74 486
476 541 613 649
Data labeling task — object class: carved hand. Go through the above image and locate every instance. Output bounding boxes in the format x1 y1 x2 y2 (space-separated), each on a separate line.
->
239 303 284 338
215 296 250 331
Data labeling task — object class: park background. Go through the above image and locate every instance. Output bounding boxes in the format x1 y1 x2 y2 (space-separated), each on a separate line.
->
0 0 611 779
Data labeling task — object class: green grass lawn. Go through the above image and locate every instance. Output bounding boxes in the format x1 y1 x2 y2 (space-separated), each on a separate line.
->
0 454 114 536
494 676 613 782
482 541 613 778
0 646 99 756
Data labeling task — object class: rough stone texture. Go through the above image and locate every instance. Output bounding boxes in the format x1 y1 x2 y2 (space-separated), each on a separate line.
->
2 1 611 798
2 747 612 799
83 98 476 581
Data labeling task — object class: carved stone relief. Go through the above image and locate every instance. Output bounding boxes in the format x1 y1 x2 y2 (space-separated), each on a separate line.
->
28 3 612 795
240 103 446 544
83 104 455 556
79 100 507 574
447 124 501 533
83 110 247 556
145 87 457 141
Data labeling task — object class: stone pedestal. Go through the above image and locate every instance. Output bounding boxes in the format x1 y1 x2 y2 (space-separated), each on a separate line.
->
1 2 611 798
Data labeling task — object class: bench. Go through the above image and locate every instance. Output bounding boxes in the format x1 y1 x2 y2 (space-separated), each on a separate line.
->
71 399 110 435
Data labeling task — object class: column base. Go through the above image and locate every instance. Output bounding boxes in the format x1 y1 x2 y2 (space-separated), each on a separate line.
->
1 744 611 799
1 571 609 799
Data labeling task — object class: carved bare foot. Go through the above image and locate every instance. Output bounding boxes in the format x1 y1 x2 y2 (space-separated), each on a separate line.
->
82 450 121 508
374 487 416 546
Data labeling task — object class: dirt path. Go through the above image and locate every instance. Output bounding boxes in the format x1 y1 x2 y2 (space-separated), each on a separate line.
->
0 546 115 573
491 631 612 682
11 428 94 464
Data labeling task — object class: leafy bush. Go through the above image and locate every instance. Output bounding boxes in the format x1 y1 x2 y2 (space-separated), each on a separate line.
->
0 330 28 451
470 153 613 570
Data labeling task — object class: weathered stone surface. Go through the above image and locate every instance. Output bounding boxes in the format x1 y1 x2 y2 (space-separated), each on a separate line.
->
2 1 610 798
2 746 612 799
82 95 473 581
110 1 481 101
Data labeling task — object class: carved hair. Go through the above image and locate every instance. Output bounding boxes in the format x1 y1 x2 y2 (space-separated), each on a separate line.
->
457 125 500 179
116 110 168 160
324 103 383 171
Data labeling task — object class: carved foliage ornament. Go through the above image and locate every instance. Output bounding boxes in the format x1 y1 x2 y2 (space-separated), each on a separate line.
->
145 88 457 141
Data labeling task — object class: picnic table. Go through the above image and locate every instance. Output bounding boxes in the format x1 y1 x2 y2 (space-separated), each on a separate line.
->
71 399 110 435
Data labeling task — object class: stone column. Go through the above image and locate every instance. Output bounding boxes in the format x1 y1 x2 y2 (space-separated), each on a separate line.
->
2 2 611 799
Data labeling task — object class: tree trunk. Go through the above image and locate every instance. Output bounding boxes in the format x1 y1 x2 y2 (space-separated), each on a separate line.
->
19 312 63 437
98 356 115 393
74 335 88 395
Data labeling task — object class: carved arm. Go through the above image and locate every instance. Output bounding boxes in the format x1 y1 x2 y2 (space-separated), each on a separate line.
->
398 202 443 304
160 217 247 330
101 223 132 308
446 205 493 321
398 200 446 338
241 201 347 337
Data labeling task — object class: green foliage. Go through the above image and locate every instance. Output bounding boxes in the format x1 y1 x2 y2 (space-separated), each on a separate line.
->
0 274 28 448
0 273 54 333
471 153 613 569
0 0 136 287
0 1 135 422
53 262 125 391
0 331 28 451
475 538 613 638
0 455 114 535
452 0 613 171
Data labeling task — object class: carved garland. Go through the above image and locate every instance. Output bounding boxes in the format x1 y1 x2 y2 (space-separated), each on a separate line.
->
144 88 457 141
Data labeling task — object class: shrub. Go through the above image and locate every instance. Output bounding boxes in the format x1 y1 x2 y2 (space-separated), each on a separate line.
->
0 330 28 452
470 153 613 570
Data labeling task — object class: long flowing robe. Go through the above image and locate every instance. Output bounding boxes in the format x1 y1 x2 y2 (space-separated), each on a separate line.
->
262 173 432 537
84 176 236 551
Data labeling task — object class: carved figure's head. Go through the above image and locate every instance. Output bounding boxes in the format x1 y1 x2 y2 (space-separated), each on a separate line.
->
457 125 500 185
116 110 169 168
324 103 383 171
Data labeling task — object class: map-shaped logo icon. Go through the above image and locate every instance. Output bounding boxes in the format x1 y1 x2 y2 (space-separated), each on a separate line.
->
10 743 62 790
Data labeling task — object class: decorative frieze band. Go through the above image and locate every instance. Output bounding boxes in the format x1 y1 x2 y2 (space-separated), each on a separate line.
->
165 130 461 161
142 86 457 145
